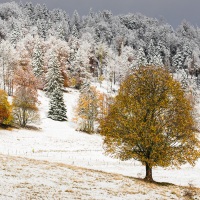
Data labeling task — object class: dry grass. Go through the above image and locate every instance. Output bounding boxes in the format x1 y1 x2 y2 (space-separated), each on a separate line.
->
183 183 199 200
0 154 200 200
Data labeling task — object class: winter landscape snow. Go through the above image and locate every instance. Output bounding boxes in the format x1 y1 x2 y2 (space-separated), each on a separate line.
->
0 89 200 199
1 1 200 199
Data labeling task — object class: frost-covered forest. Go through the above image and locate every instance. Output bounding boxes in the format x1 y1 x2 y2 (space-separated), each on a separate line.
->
0 1 200 93
1 1 200 199
0 1 200 124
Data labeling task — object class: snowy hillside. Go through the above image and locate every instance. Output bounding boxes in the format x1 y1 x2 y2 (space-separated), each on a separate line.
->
0 1 200 199
1 154 200 200
0 89 200 190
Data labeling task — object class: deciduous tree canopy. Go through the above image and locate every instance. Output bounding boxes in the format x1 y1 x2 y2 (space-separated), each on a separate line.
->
0 89 12 125
100 66 200 182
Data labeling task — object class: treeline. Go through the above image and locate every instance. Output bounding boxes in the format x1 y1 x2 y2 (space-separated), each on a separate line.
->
0 2 200 75
0 1 200 128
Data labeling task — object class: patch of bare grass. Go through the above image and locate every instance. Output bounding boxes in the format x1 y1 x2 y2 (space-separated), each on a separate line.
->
0 154 200 200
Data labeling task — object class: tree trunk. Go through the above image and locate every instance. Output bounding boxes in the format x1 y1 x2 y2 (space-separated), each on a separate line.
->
22 109 26 127
144 162 153 182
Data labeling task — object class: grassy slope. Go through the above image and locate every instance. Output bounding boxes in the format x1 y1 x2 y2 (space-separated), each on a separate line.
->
1 154 200 200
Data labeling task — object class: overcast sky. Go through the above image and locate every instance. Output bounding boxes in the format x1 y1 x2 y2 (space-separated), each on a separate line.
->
2 0 200 28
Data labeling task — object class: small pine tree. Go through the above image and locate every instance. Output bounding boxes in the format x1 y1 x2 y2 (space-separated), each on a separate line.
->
45 51 67 121
9 21 21 47
48 86 67 121
136 47 148 67
149 53 163 66
147 39 156 62
71 25 79 38
44 52 64 97
37 19 48 40
32 41 44 77
172 48 184 70
71 10 81 30
57 23 66 40
147 39 163 67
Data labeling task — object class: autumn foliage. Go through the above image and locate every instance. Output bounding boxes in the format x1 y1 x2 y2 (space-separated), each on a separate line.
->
75 85 98 133
97 92 113 121
13 65 39 127
100 66 200 182
0 90 12 125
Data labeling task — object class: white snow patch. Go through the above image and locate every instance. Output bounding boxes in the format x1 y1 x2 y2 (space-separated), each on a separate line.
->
0 88 200 189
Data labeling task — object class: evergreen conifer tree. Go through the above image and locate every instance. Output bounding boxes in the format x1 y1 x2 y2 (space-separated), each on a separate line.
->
172 48 184 70
37 19 48 40
48 85 67 121
136 47 148 67
71 24 79 38
32 41 44 77
149 53 163 66
57 23 66 40
147 39 156 63
71 10 81 30
147 40 163 66
45 51 67 121
44 52 64 96
9 20 21 47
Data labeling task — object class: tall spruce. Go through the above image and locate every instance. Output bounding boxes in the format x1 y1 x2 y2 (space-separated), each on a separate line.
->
136 47 148 67
48 85 67 121
45 52 64 96
172 48 184 70
32 41 44 77
45 51 67 121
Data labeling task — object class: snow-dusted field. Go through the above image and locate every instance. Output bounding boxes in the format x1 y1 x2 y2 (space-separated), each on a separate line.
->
1 88 200 199
2 154 200 200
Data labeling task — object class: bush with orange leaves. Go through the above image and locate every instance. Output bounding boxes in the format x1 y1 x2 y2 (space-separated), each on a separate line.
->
0 90 12 126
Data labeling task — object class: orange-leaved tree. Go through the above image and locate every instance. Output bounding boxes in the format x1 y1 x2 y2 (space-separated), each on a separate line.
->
0 90 12 125
100 65 200 182
74 85 98 133
97 92 113 122
13 65 39 127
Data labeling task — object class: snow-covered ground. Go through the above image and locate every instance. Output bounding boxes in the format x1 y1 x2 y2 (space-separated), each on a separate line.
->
0 88 200 197
2 154 199 200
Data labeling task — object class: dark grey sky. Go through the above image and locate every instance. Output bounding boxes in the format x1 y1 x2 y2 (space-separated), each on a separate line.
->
2 0 200 28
